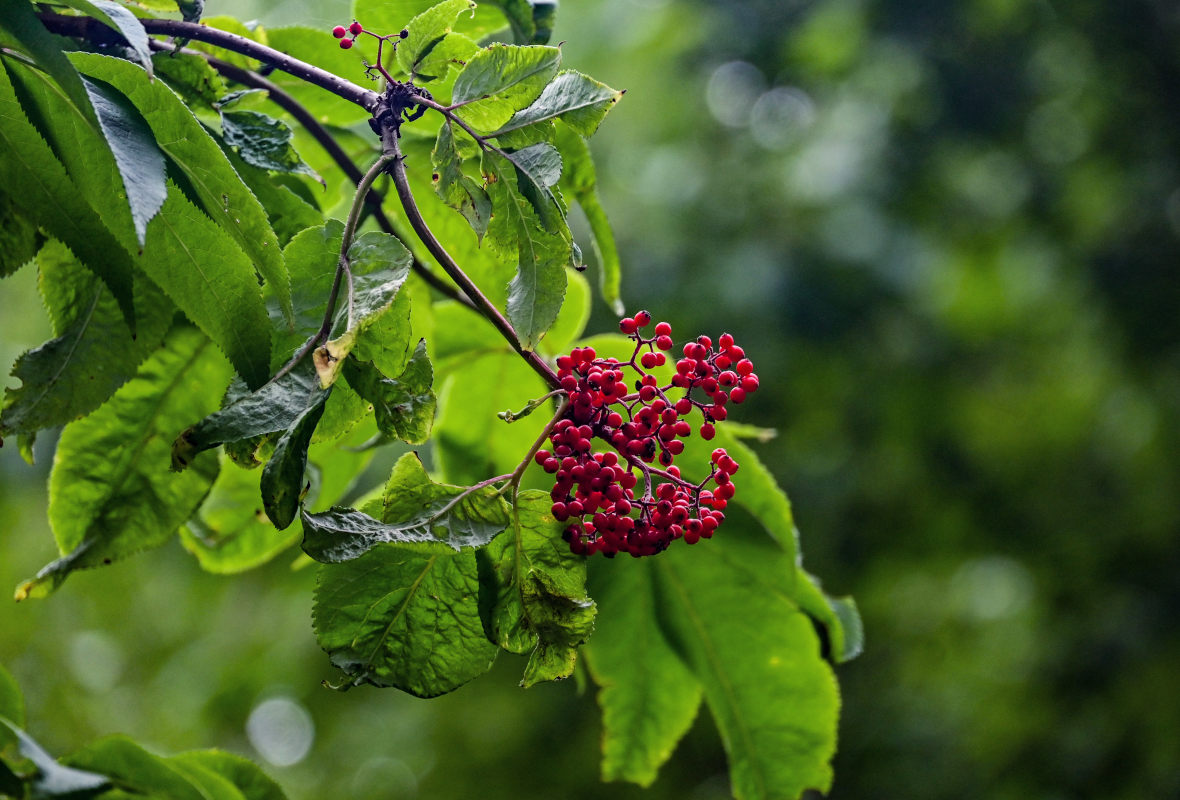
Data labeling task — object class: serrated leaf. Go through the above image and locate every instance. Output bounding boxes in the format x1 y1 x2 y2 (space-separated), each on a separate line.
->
452 44 561 131
261 385 331 529
538 269 591 357
71 52 291 326
0 62 136 326
654 537 841 800
169 752 287 800
397 0 477 78
0 718 110 798
583 558 703 786
0 240 174 438
221 143 322 246
0 0 99 128
141 186 272 390
432 120 493 238
63 736 207 800
313 544 498 696
171 363 320 470
342 339 435 444
0 191 42 276
555 123 623 314
16 328 230 600
301 451 510 562
220 109 321 181
482 150 569 349
477 490 595 686
493 71 623 139
5 58 168 254
90 0 155 76
152 50 228 108
790 572 864 664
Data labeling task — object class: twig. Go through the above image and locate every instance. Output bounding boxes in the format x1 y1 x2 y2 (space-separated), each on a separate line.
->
142 40 474 309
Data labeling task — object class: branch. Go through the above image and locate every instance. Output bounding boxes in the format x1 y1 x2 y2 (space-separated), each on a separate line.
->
145 41 473 309
36 10 379 110
384 131 561 390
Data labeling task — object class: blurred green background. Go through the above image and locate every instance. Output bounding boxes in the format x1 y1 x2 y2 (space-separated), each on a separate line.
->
3 0 1179 797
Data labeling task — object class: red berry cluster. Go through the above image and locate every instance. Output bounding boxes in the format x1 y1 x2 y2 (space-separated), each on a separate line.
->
533 313 758 558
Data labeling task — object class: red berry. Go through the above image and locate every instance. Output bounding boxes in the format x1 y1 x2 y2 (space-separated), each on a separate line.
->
349 21 363 34
620 317 638 334
730 387 747 404
332 25 347 38
654 321 672 337
339 37 354 49
656 335 673 351
700 423 715 440
634 310 652 327
719 333 735 349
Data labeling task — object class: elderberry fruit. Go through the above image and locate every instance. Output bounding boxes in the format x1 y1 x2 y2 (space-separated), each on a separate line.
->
540 315 759 558
332 25 347 38
349 20 364 34
339 37 354 49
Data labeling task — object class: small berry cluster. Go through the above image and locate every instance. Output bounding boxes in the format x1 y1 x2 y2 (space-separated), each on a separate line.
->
331 19 408 50
534 313 758 558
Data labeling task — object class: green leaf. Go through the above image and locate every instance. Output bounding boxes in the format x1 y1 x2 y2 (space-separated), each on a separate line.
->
555 123 624 314
315 231 416 384
0 0 99 128
221 143 322 246
0 191 42 277
790 573 864 664
171 364 320 470
451 44 561 131
0 240 174 438
538 269 591 357
480 0 535 44
0 664 23 727
164 756 250 800
169 751 287 800
434 349 549 485
492 71 624 139
0 719 109 798
15 328 231 600
180 456 301 574
313 544 499 696
261 385 331 529
86 76 168 248
583 558 703 787
0 61 136 326
654 539 841 800
90 0 155 76
432 120 493 238
482 149 569 350
141 186 272 390
301 451 510 563
477 490 595 686
220 109 321 181
152 49 228 108
342 340 436 445
397 0 477 79
63 736 206 800
71 52 291 327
